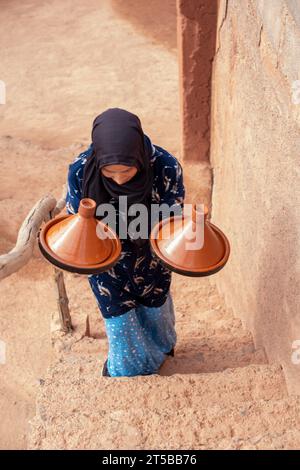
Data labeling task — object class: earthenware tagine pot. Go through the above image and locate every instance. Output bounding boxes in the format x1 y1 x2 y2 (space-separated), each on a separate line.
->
38 198 122 274
150 204 230 277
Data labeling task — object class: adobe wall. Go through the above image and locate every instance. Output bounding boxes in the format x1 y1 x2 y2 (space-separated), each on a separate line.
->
210 0 300 393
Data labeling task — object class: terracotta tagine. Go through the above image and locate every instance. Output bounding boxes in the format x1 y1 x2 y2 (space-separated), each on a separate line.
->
38 198 122 274
150 204 230 277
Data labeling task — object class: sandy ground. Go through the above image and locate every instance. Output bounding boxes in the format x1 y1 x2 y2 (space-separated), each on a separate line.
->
0 0 178 151
0 0 178 449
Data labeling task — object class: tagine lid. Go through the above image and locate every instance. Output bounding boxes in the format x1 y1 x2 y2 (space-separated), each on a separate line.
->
150 204 230 277
38 198 122 274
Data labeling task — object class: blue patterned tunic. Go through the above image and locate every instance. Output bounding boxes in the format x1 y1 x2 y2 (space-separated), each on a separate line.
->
65 136 185 319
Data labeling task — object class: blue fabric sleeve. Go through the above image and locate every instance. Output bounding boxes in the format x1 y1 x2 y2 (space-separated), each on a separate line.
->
65 163 83 215
65 145 93 215
159 158 185 218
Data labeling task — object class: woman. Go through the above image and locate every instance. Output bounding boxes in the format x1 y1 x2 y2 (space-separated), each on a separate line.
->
66 107 185 377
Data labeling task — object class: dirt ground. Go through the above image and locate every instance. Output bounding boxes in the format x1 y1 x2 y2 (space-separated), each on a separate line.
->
0 0 178 449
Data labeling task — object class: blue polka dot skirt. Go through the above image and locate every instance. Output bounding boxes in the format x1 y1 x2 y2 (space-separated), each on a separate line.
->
103 291 176 377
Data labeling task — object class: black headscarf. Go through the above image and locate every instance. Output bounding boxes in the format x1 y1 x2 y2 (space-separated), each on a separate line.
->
82 108 154 247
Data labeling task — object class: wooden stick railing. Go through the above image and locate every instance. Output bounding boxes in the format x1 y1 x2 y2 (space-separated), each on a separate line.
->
0 184 73 332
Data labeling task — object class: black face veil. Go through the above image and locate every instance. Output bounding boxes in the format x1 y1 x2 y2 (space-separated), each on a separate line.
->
82 108 154 246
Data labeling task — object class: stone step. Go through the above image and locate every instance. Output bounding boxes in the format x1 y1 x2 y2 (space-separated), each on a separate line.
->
76 395 298 450
28 355 288 449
